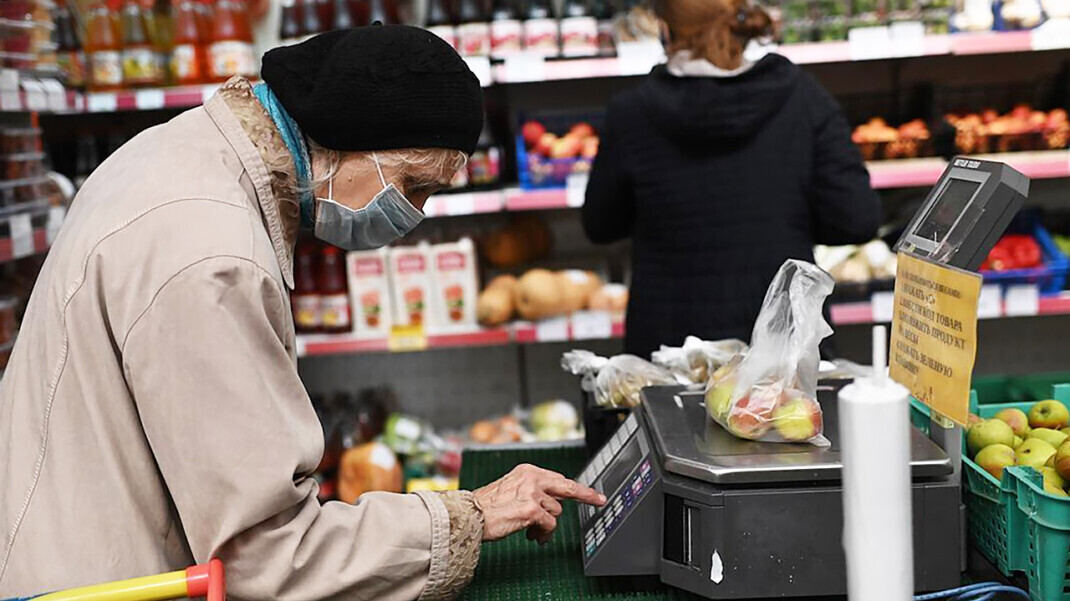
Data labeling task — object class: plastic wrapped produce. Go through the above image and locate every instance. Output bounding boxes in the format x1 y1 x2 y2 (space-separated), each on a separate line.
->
652 336 749 385
704 260 835 446
563 350 676 408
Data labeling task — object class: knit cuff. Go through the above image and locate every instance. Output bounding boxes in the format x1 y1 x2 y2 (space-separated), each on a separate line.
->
414 490 484 601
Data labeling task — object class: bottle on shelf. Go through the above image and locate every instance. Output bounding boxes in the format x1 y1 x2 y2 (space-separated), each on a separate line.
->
279 0 303 43
467 118 501 187
293 243 323 333
456 0 490 56
85 0 124 91
591 0 615 56
350 0 370 26
489 0 521 59
332 0 355 29
523 0 558 57
171 0 207 84
560 0 597 57
300 0 324 40
120 0 166 87
149 0 175 85
367 0 397 24
194 0 215 50
54 0 86 88
425 0 457 50
319 245 352 334
208 0 257 82
315 0 335 32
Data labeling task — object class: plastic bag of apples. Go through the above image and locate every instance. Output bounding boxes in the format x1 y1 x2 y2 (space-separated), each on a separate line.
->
705 260 835 446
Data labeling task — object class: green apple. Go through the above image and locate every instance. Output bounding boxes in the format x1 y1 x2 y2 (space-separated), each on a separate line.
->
1042 466 1067 490
1014 435 1025 449
1029 428 1069 448
1029 400 1070 430
772 396 822 441
994 408 1030 438
705 379 736 420
1048 453 1056 468
1061 427 1070 436
1054 440 1070 482
975 444 1016 480
967 419 1016 456
1016 438 1058 470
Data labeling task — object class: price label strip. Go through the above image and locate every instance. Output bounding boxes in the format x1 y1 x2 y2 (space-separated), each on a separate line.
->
535 316 569 342
571 310 612 340
1004 284 1039 317
566 173 588 208
9 213 34 259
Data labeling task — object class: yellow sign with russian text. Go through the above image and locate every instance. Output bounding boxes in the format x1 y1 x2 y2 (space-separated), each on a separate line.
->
889 252 980 426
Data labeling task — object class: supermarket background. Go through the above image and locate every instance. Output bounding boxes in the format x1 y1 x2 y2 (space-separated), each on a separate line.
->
2 0 1070 502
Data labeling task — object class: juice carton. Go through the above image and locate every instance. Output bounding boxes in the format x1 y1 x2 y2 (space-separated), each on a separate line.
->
389 242 436 330
346 248 393 338
431 238 479 331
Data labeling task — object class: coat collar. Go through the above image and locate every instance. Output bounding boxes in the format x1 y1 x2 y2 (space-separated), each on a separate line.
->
204 76 301 289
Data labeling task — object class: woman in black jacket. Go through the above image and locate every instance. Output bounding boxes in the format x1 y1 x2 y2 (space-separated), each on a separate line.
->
583 0 881 359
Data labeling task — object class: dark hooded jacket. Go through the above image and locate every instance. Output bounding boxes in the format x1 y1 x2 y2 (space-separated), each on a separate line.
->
583 53 880 359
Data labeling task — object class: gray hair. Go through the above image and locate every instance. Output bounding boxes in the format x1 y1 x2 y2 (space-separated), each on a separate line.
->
305 142 469 194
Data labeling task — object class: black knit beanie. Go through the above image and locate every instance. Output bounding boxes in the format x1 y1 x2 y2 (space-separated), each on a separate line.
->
261 26 484 155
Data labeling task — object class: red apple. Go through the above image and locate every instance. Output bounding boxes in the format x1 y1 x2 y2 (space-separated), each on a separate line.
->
522 121 547 148
569 122 595 139
726 388 779 440
533 133 557 157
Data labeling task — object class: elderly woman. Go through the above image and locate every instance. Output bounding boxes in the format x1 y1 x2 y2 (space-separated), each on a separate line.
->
0 26 603 601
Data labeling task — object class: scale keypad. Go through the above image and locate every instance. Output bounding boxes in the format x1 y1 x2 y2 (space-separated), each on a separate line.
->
584 457 654 558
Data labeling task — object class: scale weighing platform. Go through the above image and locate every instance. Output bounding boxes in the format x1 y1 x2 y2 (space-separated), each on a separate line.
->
576 158 1031 598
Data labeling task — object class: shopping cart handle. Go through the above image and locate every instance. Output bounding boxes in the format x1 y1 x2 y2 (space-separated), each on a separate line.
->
185 559 225 601
28 559 225 601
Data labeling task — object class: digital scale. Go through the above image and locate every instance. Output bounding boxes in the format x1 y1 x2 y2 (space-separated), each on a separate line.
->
576 158 1031 598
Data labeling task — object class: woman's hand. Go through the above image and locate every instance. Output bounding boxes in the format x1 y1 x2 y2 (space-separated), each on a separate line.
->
473 463 606 544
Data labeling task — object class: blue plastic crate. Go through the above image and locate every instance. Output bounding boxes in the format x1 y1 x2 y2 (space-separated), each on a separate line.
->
981 216 1069 295
516 110 604 190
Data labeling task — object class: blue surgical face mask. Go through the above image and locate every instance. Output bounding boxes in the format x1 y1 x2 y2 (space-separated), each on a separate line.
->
314 153 425 251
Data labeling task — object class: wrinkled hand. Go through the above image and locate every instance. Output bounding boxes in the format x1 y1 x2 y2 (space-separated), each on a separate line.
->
474 463 606 544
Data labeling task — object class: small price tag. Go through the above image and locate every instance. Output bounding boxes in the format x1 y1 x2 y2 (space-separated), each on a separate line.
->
889 21 926 57
535 316 569 341
46 205 65 245
9 213 33 259
977 284 1002 319
871 291 896 323
616 40 665 76
21 79 46 111
86 92 117 113
0 68 20 111
135 89 165 110
504 52 546 83
463 55 493 87
566 173 588 208
1031 20 1070 51
572 310 613 340
848 26 892 61
1004 284 1039 317
389 323 428 352
40 78 68 112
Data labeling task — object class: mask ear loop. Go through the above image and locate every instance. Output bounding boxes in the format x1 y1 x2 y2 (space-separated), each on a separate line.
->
327 173 333 201
372 152 388 189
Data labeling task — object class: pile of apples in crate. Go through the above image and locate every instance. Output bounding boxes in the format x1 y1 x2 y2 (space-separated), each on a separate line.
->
967 399 1070 495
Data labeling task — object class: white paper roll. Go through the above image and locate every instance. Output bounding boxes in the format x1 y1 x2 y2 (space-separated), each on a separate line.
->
839 377 913 601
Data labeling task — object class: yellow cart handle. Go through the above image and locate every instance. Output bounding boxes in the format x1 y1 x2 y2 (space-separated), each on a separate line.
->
33 559 224 601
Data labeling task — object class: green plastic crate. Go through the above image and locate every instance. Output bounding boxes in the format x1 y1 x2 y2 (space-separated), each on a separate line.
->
973 373 1070 406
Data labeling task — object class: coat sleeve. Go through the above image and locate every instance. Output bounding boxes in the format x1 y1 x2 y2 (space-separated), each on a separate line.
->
121 256 481 601
809 86 882 246
582 102 636 244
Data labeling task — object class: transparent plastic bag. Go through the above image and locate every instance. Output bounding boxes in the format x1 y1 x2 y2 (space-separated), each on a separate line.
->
563 350 676 408
652 336 749 385
704 260 835 446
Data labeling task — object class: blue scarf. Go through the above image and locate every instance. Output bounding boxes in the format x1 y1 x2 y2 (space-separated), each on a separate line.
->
251 83 315 228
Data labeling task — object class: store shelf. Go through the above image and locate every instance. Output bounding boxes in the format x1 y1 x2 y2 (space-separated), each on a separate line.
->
0 227 47 263
296 316 624 357
422 190 505 218
830 291 1070 325
868 149 1070 189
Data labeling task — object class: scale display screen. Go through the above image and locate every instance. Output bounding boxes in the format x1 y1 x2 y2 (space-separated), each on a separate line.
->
599 435 643 496
914 178 981 244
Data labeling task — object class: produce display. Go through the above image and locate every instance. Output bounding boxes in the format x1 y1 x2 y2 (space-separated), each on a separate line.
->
477 267 627 326
966 399 1070 497
468 400 582 443
705 260 834 445
480 215 552 268
814 240 897 284
946 106 1070 154
563 349 677 408
980 234 1044 271
779 0 951 44
852 118 931 160
519 118 600 188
